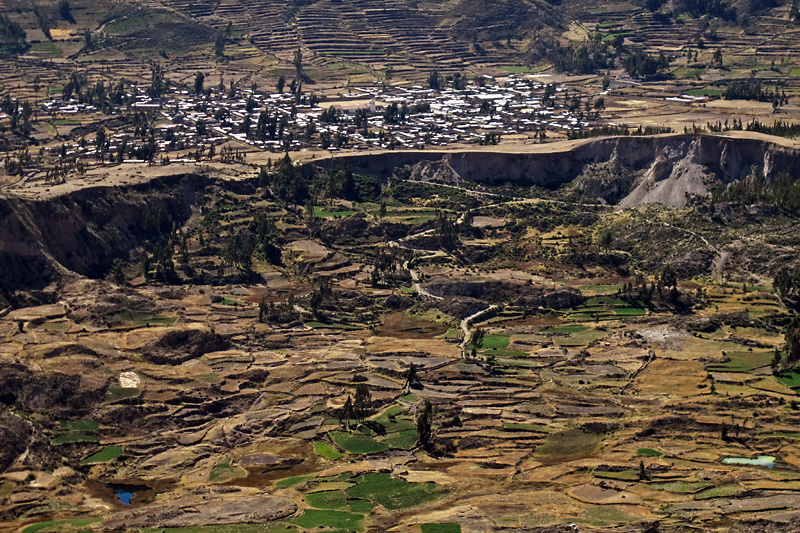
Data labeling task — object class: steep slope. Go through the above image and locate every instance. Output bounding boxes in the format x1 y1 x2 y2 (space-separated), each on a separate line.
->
311 134 800 207
0 174 203 305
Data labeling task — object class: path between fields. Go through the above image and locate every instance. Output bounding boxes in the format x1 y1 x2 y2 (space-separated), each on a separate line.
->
459 305 499 355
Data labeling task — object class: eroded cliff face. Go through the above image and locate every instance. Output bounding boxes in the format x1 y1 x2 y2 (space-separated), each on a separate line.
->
0 174 204 307
309 134 800 207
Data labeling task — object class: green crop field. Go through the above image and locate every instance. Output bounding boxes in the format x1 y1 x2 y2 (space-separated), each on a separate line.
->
81 446 122 465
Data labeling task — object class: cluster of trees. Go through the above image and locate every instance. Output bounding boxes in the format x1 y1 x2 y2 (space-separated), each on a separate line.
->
774 267 800 300
249 213 282 265
0 13 27 53
775 318 800 371
623 51 671 79
617 267 685 306
478 132 501 145
3 147 30 176
214 21 234 57
713 173 800 213
434 209 459 250
334 380 437 450
62 71 131 112
685 117 799 138
370 247 404 287
1 96 34 136
140 215 189 283
567 124 672 140
260 154 305 204
338 383 372 427
674 0 737 20
724 80 788 103
221 229 256 274
308 277 332 314
428 70 442 90
43 160 83 184
549 34 614 74
745 119 800 137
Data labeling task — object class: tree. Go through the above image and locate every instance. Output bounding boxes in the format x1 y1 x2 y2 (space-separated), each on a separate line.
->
341 396 354 429
785 317 800 368
95 127 107 161
293 48 303 72
471 327 485 352
638 459 648 481
713 48 723 67
416 400 434 449
276 76 286 94
214 30 225 57
58 0 75 23
427 69 441 91
148 63 166 98
404 363 418 391
354 383 371 423
194 72 205 95
598 228 613 250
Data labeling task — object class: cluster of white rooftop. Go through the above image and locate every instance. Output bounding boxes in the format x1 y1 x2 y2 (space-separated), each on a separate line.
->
41 74 598 162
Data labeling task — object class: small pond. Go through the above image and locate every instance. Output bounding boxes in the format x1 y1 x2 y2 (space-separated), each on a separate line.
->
722 455 776 468
110 484 150 505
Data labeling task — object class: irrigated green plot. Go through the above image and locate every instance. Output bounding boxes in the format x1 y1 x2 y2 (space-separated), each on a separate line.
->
775 371 800 389
144 525 297 533
81 446 122 465
614 308 646 316
420 523 462 533
306 490 349 510
685 86 725 97
638 448 663 457
348 499 376 513
22 517 102 533
60 420 99 432
330 431 388 454
315 441 344 459
707 351 773 372
52 434 98 445
111 310 177 327
347 473 443 510
290 509 364 531
379 429 418 450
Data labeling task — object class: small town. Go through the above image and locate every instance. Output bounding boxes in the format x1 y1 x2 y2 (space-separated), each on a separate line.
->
31 74 604 171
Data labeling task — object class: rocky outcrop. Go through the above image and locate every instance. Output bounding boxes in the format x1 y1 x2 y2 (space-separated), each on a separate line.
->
0 174 205 305
307 134 800 208
0 362 108 413
143 328 230 365
0 411 31 472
